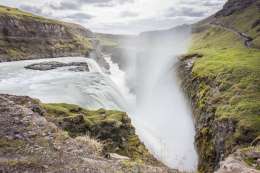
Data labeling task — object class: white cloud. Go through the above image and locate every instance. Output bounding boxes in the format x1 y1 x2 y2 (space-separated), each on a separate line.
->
0 0 227 34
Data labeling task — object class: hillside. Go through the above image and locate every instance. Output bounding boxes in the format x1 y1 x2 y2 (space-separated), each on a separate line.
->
179 0 260 172
0 5 95 62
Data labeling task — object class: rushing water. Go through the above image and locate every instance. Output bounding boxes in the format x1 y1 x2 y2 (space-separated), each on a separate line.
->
132 51 198 171
0 54 197 171
0 57 128 110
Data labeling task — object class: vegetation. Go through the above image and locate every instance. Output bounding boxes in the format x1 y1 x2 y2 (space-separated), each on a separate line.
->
41 103 160 165
96 34 119 47
182 2 260 172
190 23 260 143
96 33 136 48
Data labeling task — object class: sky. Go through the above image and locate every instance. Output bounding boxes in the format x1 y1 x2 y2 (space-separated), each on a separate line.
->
1 0 227 34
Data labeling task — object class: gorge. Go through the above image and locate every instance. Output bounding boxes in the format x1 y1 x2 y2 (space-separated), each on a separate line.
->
0 0 260 173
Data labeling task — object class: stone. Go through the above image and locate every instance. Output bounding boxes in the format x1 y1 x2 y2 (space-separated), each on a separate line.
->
106 153 130 160
25 61 89 72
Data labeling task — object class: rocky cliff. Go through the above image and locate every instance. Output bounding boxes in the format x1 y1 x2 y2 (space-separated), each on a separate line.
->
0 94 178 173
178 0 260 172
0 5 95 62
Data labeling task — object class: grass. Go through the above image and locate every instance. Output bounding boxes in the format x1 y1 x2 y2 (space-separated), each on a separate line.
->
190 25 260 142
75 135 103 155
241 146 260 170
185 3 260 171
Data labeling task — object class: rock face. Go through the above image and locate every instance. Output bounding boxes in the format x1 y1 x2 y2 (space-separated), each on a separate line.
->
0 94 173 173
216 0 258 16
0 6 95 62
178 54 260 173
25 61 89 71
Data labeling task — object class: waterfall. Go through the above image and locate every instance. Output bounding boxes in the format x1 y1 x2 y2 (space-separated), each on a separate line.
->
0 45 198 171
111 26 198 171
85 58 103 73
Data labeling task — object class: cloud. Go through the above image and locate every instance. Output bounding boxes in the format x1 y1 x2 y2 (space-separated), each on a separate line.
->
9 0 226 34
202 1 225 7
78 0 112 3
120 11 139 17
20 4 43 14
19 4 53 17
166 7 207 18
65 12 93 22
49 2 79 10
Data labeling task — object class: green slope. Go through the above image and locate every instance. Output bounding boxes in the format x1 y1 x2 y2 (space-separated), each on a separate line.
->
182 0 260 172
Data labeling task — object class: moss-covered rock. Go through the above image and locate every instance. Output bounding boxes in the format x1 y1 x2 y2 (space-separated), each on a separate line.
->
41 103 161 166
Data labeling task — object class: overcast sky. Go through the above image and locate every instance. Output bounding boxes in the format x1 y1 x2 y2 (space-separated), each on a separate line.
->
1 0 226 34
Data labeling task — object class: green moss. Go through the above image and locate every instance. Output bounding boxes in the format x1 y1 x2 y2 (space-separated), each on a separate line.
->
41 103 157 165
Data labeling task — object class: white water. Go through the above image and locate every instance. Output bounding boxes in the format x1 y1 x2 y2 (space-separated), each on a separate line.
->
0 57 128 110
132 52 198 171
0 53 198 171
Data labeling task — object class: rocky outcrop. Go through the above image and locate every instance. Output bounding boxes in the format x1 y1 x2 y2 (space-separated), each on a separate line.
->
215 146 260 173
41 103 161 166
0 6 95 62
25 61 89 71
0 94 174 173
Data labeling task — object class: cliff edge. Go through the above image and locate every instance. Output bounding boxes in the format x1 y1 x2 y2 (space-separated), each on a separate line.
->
0 94 177 173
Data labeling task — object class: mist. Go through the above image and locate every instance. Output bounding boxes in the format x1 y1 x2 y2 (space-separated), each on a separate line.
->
111 25 198 171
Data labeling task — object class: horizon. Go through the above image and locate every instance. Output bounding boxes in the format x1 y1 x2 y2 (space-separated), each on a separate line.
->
0 0 226 35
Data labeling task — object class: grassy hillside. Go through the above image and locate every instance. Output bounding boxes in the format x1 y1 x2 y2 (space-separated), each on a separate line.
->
181 0 260 172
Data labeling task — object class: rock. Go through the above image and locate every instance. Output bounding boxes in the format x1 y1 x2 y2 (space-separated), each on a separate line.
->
106 153 130 160
0 94 172 173
25 61 67 71
68 66 89 72
25 61 89 72
215 150 260 173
